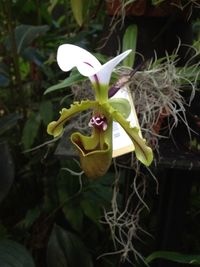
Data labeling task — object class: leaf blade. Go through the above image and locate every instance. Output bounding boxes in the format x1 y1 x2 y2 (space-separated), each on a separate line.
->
44 73 86 95
122 24 138 67
0 239 35 267
70 0 83 26
21 112 41 150
47 225 93 267
146 251 200 265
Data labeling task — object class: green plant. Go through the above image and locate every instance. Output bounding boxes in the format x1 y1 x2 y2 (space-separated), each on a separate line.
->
0 1 200 267
146 250 200 265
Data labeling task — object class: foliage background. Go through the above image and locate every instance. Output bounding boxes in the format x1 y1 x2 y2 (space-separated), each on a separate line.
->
0 0 200 267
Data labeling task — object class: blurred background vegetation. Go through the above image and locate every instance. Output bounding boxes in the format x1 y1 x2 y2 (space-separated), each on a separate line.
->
0 1 200 267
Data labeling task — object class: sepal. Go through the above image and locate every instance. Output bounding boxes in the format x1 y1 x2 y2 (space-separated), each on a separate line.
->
108 98 131 119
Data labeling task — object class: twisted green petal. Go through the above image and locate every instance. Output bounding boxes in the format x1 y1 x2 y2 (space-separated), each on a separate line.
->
102 103 153 166
47 100 97 137
113 115 153 166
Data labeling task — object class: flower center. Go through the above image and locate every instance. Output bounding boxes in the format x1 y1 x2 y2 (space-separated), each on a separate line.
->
88 115 108 131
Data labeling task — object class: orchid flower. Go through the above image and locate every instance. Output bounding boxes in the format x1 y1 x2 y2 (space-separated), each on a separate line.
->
47 44 153 178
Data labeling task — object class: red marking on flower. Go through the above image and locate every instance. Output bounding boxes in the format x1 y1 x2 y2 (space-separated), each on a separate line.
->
89 115 108 131
83 61 100 85
83 61 94 68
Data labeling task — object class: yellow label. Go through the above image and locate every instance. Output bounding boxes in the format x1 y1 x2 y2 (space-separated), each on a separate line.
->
112 86 141 158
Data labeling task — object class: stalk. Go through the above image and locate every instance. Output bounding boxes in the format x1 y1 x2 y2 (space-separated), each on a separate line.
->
6 0 22 91
35 0 41 25
4 0 27 118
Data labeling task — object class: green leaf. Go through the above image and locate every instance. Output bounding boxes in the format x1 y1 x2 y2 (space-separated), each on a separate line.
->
122 24 138 67
0 239 35 267
0 113 22 135
84 181 113 208
22 47 44 66
23 206 41 228
21 112 41 150
39 101 53 125
57 170 84 232
44 73 86 95
80 198 101 225
146 251 200 265
151 0 165 6
19 58 30 80
5 25 49 55
63 204 84 232
70 0 83 26
47 225 93 267
48 0 59 13
58 165 82 196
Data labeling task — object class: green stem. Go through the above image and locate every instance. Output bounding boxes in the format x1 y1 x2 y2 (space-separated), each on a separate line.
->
6 0 22 91
5 0 27 119
64 0 69 32
94 83 109 104
35 0 41 25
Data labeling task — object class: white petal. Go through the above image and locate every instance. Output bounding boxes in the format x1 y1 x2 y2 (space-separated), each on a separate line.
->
93 50 132 85
57 44 101 77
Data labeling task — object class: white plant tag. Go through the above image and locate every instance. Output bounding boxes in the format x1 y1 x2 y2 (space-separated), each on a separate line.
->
112 86 141 158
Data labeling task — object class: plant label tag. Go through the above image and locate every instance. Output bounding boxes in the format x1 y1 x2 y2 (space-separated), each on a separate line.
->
112 86 141 158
